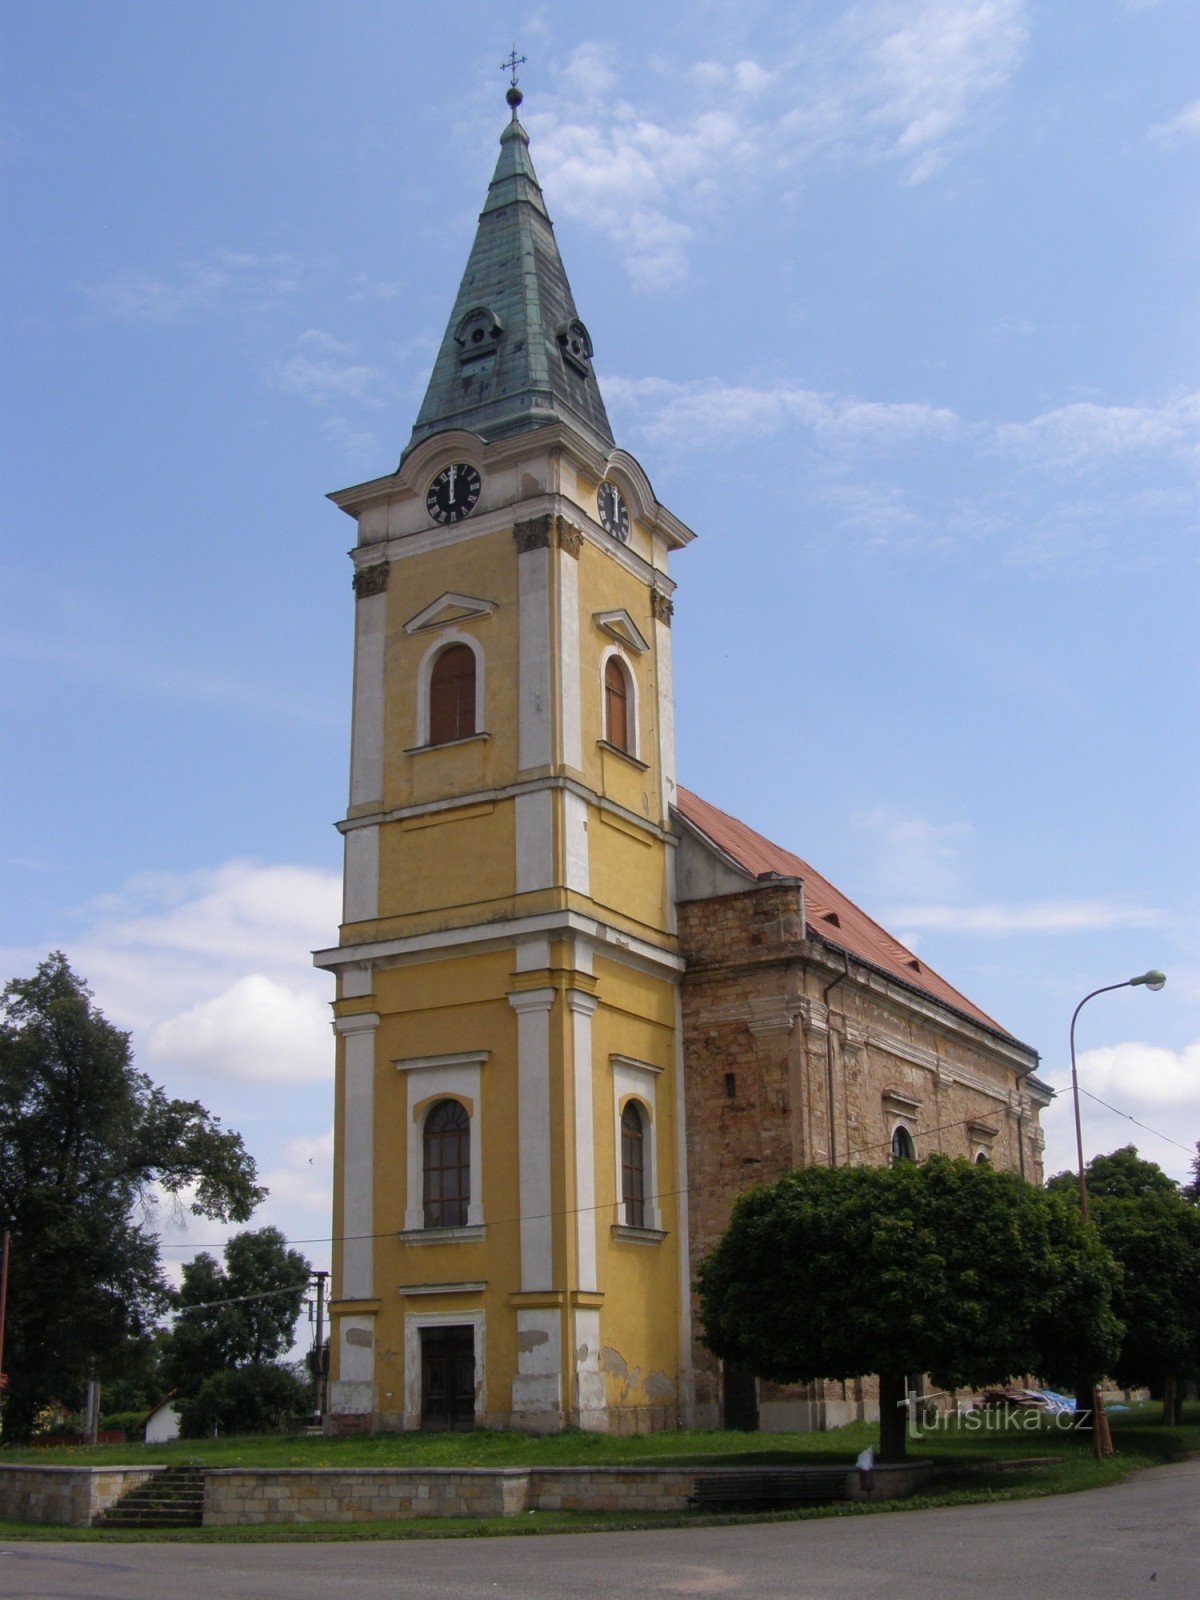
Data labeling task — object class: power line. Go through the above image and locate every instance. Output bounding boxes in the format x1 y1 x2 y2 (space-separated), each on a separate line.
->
1077 1087 1195 1156
154 1093 1195 1261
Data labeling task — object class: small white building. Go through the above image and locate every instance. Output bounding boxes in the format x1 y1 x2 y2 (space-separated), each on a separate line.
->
143 1395 181 1444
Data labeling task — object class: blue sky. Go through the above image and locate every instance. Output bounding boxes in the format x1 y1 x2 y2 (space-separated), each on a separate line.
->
3 0 1197 1293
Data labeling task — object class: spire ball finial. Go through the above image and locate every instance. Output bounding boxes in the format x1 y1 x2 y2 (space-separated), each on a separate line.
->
501 45 527 116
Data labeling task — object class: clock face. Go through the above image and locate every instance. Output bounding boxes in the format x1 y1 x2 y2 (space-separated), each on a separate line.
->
597 480 629 542
426 463 482 525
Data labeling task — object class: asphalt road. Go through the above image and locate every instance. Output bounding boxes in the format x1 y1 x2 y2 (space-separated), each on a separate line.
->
1 1459 1196 1600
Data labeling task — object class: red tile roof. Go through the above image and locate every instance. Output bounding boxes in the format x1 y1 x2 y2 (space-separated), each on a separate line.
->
674 787 1016 1042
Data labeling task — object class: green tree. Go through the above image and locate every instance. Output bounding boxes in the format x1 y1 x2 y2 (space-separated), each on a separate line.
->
697 1156 1120 1461
1183 1141 1200 1205
162 1227 311 1396
1049 1147 1200 1423
177 1363 310 1439
0 953 265 1440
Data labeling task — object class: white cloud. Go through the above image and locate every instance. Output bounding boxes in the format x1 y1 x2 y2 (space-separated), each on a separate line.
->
148 974 330 1085
68 860 340 1042
272 331 387 406
1080 1038 1200 1110
1040 1038 1200 1188
1149 97 1200 145
886 899 1167 934
996 394 1200 472
842 0 1029 182
86 250 297 324
605 373 961 448
853 808 972 899
536 9 1027 283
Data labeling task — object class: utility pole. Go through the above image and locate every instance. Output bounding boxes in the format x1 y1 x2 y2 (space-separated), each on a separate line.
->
312 1270 328 1421
0 1230 10 1411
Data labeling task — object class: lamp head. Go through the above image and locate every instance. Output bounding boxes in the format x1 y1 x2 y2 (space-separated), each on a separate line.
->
1130 969 1167 992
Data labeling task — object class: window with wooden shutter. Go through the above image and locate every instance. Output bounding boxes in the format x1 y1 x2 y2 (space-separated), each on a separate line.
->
423 1098 471 1228
429 644 476 745
604 656 629 753
621 1101 646 1228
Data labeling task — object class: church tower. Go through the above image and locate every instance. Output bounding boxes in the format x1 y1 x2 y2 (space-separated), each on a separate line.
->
316 78 696 1433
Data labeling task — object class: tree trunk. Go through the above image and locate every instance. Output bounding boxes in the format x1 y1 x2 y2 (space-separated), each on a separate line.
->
877 1371 908 1462
1162 1375 1184 1426
1073 1372 1096 1433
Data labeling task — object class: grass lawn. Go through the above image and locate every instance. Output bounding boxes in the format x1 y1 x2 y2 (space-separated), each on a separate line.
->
2 1403 1195 1542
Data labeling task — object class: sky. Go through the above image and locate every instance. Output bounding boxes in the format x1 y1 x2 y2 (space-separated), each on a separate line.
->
3 0 1198 1319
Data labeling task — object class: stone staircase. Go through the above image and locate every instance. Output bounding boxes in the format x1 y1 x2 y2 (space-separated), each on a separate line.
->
94 1464 205 1528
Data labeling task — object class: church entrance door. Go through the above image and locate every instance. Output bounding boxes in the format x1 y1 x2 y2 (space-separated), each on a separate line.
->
420 1326 475 1431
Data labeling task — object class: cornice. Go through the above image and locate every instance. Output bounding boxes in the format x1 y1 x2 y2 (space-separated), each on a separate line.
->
315 910 685 978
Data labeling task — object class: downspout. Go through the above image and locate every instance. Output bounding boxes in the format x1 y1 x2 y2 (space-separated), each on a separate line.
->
1013 1055 1042 1181
821 950 852 1168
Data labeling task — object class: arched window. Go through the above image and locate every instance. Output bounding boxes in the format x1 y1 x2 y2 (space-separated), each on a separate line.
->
621 1101 646 1228
974 1149 991 1166
429 644 476 745
423 1099 470 1227
604 656 630 753
891 1124 915 1163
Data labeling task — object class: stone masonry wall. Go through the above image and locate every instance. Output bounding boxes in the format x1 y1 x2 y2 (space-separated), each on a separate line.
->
678 885 1044 1429
0 1466 162 1527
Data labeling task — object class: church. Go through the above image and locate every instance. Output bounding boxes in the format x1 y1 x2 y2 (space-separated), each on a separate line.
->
314 79 1051 1436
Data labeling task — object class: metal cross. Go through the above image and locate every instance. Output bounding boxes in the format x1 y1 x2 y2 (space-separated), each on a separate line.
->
501 46 527 88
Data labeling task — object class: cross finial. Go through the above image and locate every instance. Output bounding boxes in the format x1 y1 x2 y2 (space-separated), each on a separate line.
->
502 45 527 115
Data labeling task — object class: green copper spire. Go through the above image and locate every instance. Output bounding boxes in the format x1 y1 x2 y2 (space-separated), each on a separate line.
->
402 84 615 461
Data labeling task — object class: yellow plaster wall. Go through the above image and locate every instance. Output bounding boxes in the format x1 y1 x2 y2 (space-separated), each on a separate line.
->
377 803 516 929
588 808 672 937
382 528 520 808
589 957 681 1410
575 543 661 811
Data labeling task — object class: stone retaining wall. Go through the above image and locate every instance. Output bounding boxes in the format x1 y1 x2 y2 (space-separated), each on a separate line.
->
2 1459 938 1528
0 1466 162 1527
203 1461 936 1526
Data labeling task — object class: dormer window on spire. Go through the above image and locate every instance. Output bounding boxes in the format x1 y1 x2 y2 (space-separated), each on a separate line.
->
556 318 594 377
456 306 503 366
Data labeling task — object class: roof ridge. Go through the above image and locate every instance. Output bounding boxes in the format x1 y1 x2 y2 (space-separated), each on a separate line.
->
673 786 1018 1043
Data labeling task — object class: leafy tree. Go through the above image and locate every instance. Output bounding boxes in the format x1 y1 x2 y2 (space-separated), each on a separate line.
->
0 953 265 1440
1049 1147 1200 1423
162 1227 311 1395
1184 1141 1200 1205
177 1363 310 1439
697 1156 1120 1460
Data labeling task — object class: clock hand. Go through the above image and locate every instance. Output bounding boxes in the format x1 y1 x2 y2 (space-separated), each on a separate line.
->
446 464 457 505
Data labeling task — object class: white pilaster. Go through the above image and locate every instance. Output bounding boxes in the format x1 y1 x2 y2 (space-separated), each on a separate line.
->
568 991 599 1292
507 987 555 1289
562 789 590 896
652 599 677 818
343 824 379 922
558 543 582 769
349 589 386 806
515 788 554 892
572 1306 606 1430
335 1011 379 1301
511 1307 563 1429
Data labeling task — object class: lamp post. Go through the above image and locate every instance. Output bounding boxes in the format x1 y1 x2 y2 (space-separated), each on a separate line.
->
1068 969 1166 1456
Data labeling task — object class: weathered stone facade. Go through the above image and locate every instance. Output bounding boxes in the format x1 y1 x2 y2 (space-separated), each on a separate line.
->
673 797 1049 1432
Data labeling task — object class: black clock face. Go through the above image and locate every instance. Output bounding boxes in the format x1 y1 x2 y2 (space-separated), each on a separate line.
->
426 463 481 525
597 481 629 542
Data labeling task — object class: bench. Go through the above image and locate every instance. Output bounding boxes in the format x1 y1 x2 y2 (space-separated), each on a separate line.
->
688 1468 850 1510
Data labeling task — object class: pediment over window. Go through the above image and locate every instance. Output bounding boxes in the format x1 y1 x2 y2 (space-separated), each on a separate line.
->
592 609 648 653
404 593 497 634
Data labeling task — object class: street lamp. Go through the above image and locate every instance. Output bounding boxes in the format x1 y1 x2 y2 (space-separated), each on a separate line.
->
1068 969 1166 1456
